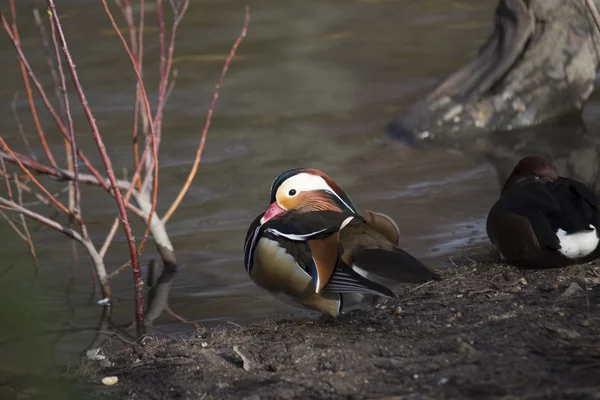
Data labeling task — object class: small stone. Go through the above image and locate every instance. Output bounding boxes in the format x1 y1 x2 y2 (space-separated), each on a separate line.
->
556 328 580 340
394 306 403 315
201 342 208 348
101 376 119 386
438 377 449 385
562 282 584 297
581 320 591 327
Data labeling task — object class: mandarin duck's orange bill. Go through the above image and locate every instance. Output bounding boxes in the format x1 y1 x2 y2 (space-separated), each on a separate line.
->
486 156 600 268
244 168 440 317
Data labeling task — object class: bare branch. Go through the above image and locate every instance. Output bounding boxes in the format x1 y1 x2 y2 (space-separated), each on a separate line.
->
163 5 249 224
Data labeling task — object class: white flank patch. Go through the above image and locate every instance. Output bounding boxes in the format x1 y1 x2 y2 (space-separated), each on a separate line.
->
556 225 599 259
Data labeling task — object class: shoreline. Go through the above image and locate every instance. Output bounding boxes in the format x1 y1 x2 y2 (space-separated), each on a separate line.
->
92 255 600 399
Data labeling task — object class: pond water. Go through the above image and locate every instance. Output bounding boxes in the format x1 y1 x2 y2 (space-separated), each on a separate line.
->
1 0 600 367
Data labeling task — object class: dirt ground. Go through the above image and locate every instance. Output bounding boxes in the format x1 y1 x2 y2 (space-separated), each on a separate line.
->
80 255 600 400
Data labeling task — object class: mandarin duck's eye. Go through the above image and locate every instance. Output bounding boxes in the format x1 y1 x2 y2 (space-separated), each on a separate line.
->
288 189 297 196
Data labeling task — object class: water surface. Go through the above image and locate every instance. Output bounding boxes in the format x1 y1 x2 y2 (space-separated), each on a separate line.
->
1 0 598 365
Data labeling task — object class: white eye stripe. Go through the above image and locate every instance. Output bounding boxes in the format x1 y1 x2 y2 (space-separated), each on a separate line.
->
278 173 333 194
277 173 356 213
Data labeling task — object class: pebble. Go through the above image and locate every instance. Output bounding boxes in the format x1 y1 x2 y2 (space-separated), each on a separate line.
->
101 376 119 386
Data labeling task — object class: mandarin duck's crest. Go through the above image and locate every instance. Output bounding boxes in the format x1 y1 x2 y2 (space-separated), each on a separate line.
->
487 155 600 268
244 168 440 319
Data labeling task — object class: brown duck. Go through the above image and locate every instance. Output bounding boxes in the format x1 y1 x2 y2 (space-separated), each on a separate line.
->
487 156 600 268
243 168 440 317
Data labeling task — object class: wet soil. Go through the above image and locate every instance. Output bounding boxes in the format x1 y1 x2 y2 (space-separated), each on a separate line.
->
80 256 600 400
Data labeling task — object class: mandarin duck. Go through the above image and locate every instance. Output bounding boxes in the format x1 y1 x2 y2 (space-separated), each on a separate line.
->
486 156 600 268
243 168 441 318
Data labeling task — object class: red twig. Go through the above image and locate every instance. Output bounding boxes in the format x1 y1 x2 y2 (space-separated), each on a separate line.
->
157 0 166 90
47 0 144 336
163 5 250 223
132 0 146 192
9 0 57 168
154 0 189 147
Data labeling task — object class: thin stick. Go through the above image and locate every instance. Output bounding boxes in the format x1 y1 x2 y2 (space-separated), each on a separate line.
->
32 8 66 119
47 0 143 335
0 208 28 242
132 0 146 192
41 6 76 214
11 94 36 160
163 6 249 224
14 173 39 269
154 0 189 146
9 0 58 168
0 154 13 200
157 0 166 92
48 14 87 238
0 138 71 216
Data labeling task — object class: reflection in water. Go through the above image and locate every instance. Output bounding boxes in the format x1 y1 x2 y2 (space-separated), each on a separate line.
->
463 118 600 192
1 0 600 366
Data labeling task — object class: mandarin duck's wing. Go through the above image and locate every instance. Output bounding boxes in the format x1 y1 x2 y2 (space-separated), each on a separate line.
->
264 211 399 297
338 219 441 283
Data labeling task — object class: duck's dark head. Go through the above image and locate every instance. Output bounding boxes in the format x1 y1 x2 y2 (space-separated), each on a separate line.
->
502 156 558 192
260 168 357 224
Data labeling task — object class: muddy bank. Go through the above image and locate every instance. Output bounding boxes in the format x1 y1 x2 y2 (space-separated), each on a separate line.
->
89 258 600 399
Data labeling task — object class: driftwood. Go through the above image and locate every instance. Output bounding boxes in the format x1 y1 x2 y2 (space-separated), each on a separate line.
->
389 0 600 142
